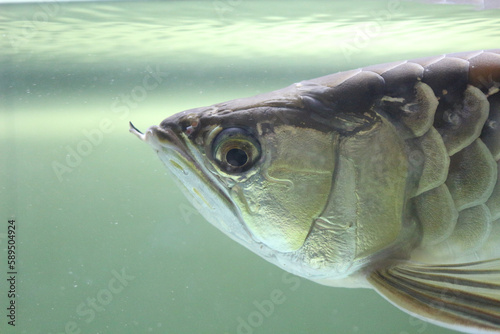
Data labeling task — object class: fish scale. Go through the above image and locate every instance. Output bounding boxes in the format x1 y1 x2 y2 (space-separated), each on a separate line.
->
363 50 500 262
295 50 500 265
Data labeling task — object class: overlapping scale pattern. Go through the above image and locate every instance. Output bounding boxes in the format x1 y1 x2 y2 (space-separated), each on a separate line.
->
370 50 500 261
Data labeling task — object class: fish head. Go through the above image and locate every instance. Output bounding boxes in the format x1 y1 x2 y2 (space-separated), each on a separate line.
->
131 79 411 281
131 88 337 247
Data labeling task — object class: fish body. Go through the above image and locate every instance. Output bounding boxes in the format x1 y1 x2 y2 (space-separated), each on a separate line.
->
131 49 500 333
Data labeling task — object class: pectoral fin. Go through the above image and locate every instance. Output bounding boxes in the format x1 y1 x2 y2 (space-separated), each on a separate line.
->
368 260 500 333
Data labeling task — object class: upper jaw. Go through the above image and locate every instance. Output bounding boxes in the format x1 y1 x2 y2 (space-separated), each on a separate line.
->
129 122 186 156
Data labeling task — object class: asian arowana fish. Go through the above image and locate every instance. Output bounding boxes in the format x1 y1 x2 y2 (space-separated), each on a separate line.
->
130 49 500 333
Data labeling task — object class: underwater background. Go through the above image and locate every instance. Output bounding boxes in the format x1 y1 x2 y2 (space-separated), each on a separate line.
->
1 0 499 333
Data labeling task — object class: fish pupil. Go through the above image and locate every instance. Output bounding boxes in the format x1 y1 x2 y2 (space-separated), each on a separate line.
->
226 148 248 167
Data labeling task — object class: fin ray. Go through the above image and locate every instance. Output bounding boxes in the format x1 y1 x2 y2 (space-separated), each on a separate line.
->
369 259 500 333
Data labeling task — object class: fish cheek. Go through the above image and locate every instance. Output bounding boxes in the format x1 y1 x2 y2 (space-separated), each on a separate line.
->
231 125 337 253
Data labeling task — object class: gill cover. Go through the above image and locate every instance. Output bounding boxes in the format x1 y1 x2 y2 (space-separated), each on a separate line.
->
208 124 338 253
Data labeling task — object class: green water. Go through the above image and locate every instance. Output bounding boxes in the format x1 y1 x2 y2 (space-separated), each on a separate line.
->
0 1 499 333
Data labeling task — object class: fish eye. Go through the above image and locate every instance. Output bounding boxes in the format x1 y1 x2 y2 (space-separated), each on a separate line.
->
212 128 261 174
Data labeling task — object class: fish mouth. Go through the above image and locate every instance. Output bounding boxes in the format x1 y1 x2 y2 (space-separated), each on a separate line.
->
129 121 255 244
129 121 187 158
